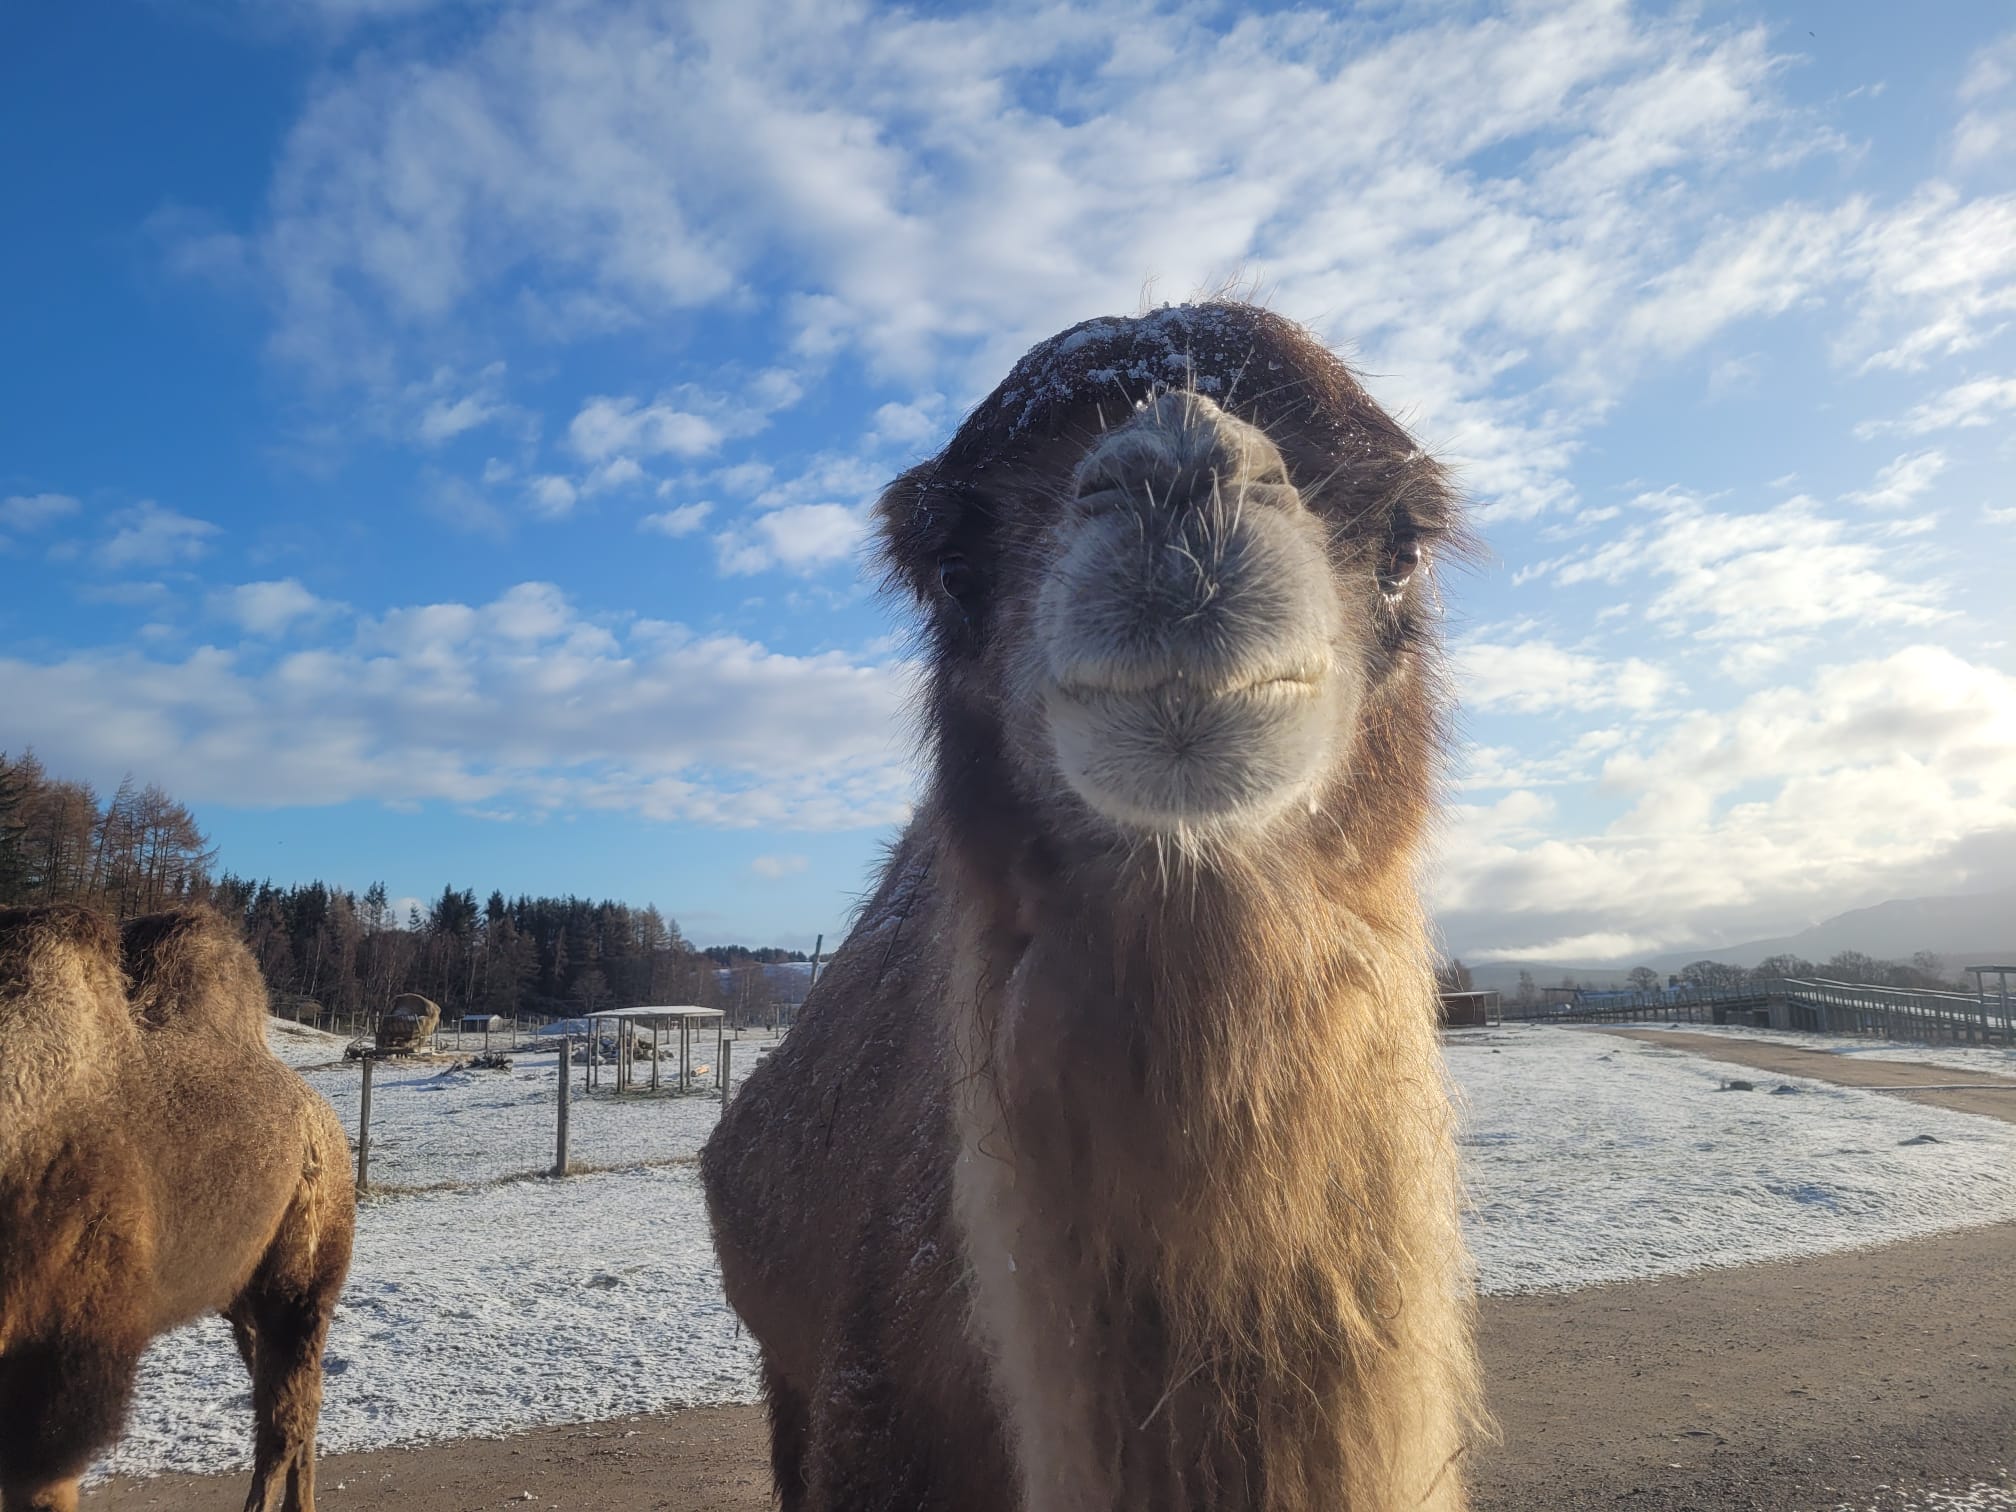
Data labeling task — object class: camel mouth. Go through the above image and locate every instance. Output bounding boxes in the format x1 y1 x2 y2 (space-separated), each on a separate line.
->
1052 666 1330 705
1041 661 1345 832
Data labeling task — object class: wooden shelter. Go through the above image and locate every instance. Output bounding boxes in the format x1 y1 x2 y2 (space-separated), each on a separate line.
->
1437 989 1502 1028
585 1006 726 1094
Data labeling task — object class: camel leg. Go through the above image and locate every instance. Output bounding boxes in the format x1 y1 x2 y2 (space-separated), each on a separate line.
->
0 1338 141 1512
762 1362 809 1510
235 1287 334 1512
235 1174 351 1512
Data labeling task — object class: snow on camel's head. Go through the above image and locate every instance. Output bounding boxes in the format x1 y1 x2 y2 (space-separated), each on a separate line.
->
878 301 1463 874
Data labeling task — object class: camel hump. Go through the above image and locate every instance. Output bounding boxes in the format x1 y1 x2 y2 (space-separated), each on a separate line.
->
0 904 135 1141
121 906 271 1044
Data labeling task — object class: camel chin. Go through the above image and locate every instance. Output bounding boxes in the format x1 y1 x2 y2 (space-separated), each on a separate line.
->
1042 674 1343 833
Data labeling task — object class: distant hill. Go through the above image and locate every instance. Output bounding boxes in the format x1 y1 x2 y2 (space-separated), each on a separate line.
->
1635 883 2016 975
1459 883 2016 990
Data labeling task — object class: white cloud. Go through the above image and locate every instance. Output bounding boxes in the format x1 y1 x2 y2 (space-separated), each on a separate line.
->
1960 33 2016 102
582 457 646 496
408 362 513 445
1951 109 2013 169
207 579 344 636
568 397 723 463
526 475 578 519
749 853 808 880
714 503 865 577
0 582 917 829
1843 449 1946 510
96 502 221 570
869 397 947 451
1458 639 1676 715
1534 490 1947 648
640 502 712 538
0 492 81 532
1865 373 2016 436
1435 646 2016 959
208 0 1922 524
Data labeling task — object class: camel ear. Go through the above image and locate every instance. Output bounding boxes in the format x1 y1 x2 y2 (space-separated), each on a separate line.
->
873 462 968 610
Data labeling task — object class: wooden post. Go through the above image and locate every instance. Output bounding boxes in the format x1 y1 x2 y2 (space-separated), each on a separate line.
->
720 1037 733 1111
554 1037 571 1177
357 1054 374 1193
586 1025 595 1092
651 1023 661 1093
715 1016 725 1092
681 1016 691 1093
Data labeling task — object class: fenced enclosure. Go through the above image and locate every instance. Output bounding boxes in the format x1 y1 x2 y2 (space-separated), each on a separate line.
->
1505 977 2016 1045
286 1029 783 1196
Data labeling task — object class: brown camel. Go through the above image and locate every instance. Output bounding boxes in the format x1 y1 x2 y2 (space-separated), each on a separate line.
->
0 904 354 1512
702 302 1484 1511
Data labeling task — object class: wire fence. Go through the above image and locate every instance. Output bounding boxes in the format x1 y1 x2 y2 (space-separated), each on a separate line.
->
283 1027 783 1197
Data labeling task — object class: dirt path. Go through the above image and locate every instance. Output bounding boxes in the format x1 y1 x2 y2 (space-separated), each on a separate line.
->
91 1032 2016 1510
1611 1028 2016 1124
91 1221 2015 1511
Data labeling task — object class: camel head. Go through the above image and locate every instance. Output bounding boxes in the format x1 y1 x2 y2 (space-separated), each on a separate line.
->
880 302 1460 872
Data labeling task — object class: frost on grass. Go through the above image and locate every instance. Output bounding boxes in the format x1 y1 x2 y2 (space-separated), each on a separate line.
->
98 1025 2016 1478
99 1166 758 1481
264 1017 354 1068
1600 1021 2016 1082
301 1032 772 1189
1453 1028 2016 1294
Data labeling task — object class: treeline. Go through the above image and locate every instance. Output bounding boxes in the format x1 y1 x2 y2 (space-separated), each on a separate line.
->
0 751 214 918
1655 950 1962 993
0 751 798 1030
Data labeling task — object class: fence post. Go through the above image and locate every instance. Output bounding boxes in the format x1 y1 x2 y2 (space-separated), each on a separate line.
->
554 1037 571 1177
356 1053 374 1194
720 1038 733 1111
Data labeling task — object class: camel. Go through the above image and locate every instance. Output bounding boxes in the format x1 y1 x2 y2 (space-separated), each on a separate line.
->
702 301 1484 1511
0 904 354 1512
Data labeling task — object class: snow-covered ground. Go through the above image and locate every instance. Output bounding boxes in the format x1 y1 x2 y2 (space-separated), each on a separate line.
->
96 1022 2016 1479
1452 1027 2016 1293
310 1037 759 1189
1586 1020 2016 1081
263 1017 355 1068
1837 1477 2016 1511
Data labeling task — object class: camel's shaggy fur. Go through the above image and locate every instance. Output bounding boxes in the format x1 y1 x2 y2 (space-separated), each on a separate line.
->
702 302 1482 1510
0 905 354 1512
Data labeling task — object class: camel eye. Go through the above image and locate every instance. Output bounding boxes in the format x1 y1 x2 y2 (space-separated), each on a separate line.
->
1379 536 1421 599
938 553 978 603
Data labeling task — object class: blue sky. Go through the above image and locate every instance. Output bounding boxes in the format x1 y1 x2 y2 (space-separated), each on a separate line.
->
2 0 2013 959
